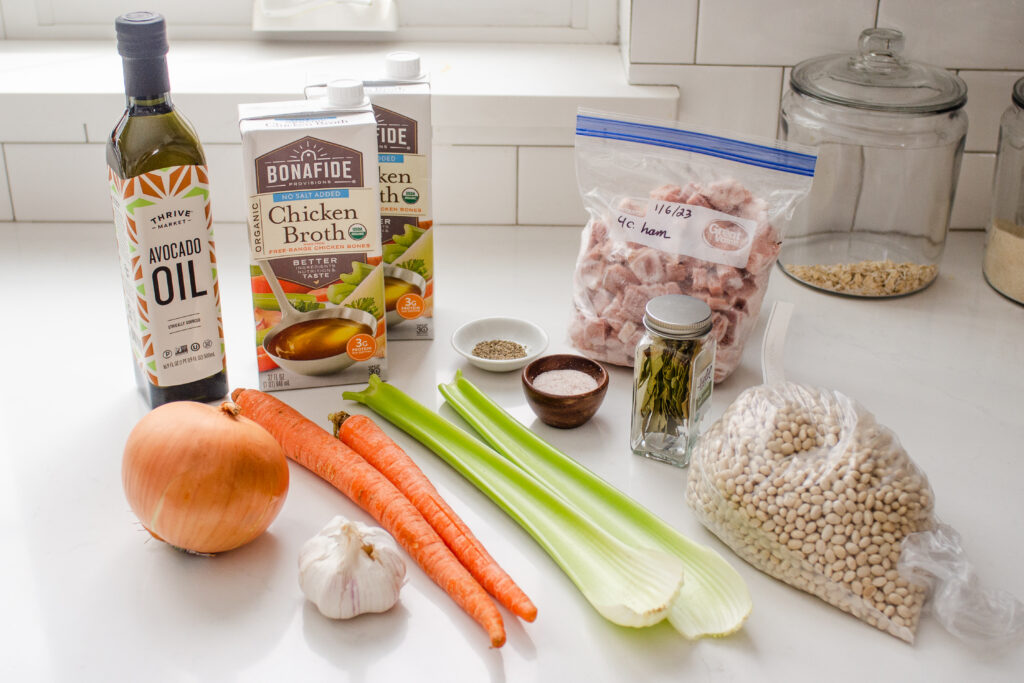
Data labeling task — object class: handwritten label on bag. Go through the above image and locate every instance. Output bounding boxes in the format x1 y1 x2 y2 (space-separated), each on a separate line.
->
612 200 757 269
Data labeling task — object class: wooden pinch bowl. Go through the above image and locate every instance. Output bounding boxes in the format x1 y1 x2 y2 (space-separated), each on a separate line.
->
521 354 609 429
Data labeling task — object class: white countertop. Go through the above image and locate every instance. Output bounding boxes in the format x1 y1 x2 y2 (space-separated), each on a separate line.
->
1 222 1022 682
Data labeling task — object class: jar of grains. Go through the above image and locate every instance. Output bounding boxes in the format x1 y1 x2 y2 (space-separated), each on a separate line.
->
630 294 715 468
779 28 968 298
983 76 1024 305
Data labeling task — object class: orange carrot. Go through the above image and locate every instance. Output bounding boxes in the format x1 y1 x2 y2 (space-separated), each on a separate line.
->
330 411 537 622
231 388 506 647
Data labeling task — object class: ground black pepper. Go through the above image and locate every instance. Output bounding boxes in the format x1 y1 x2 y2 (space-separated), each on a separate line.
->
471 339 526 360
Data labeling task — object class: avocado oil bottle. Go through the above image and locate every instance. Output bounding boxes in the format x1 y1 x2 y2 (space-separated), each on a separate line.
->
107 12 227 407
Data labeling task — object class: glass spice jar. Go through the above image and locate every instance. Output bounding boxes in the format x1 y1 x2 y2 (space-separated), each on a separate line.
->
983 76 1024 306
630 295 715 468
779 28 968 298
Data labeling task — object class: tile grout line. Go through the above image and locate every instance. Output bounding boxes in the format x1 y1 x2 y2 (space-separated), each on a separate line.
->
1 144 15 221
692 0 701 64
774 67 785 138
514 145 520 226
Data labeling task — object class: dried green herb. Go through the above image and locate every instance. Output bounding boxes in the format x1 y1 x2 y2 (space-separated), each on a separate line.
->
635 337 697 436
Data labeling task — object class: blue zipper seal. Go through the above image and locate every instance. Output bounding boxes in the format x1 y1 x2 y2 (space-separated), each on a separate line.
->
576 114 817 177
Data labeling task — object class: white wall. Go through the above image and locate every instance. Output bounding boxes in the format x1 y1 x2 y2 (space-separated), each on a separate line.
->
623 0 1024 229
0 1 1021 228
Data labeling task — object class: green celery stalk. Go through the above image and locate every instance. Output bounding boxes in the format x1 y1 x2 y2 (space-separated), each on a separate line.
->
439 371 752 638
343 375 684 628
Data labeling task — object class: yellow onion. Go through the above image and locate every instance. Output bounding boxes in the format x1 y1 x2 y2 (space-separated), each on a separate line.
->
122 400 289 554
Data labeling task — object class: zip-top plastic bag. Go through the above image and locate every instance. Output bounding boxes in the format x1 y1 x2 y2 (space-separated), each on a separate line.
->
687 303 1024 645
569 111 816 382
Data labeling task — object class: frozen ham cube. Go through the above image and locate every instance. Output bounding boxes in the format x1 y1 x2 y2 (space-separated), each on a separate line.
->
684 189 714 210
664 258 693 284
737 196 769 222
627 248 665 283
602 264 641 293
704 178 753 214
649 183 688 203
746 224 782 274
617 197 648 216
586 220 609 249
691 263 710 292
716 264 745 293
615 320 639 345
589 287 614 316
578 257 605 290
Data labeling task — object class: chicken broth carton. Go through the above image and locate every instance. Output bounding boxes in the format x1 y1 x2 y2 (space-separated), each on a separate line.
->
365 52 434 340
239 81 387 391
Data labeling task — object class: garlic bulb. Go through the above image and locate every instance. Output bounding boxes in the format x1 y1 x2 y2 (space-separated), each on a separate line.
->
298 515 406 619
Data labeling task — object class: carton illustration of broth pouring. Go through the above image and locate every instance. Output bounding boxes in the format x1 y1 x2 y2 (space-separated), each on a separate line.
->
240 80 387 391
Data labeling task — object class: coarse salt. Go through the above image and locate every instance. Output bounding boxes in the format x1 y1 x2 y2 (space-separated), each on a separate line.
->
532 369 598 395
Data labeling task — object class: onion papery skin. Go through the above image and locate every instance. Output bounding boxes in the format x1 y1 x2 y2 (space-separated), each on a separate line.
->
122 401 290 554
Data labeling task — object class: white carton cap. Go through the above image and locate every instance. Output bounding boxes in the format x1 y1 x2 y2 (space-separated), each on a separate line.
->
385 51 422 80
326 79 368 107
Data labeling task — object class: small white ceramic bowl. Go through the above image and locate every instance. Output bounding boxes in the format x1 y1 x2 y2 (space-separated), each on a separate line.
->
451 317 549 372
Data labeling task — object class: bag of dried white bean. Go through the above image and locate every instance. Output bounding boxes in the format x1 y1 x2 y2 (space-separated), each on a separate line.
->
687 381 1024 645
569 111 816 382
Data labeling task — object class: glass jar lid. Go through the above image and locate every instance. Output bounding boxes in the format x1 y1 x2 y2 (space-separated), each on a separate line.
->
643 295 712 339
791 28 967 114
1013 76 1024 109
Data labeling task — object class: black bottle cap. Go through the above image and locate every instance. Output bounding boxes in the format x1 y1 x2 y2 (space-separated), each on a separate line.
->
115 11 168 59
115 11 170 98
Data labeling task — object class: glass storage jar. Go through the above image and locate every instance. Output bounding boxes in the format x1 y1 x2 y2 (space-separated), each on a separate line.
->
982 77 1024 305
630 294 715 468
779 28 968 298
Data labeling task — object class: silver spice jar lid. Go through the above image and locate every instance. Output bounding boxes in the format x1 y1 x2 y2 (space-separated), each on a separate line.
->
643 294 712 339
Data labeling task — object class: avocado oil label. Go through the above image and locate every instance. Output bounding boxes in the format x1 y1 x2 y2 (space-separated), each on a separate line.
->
108 164 225 388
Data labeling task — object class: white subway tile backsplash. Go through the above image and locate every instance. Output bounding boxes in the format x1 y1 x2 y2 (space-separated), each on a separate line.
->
433 87 676 148
6 144 109 221
695 0 876 66
960 71 1024 153
0 147 13 220
203 144 245 224
5 142 245 224
434 146 517 225
82 95 280 145
629 0 698 65
878 0 1024 70
950 152 995 229
517 147 586 226
629 64 782 139
0 94 98 143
